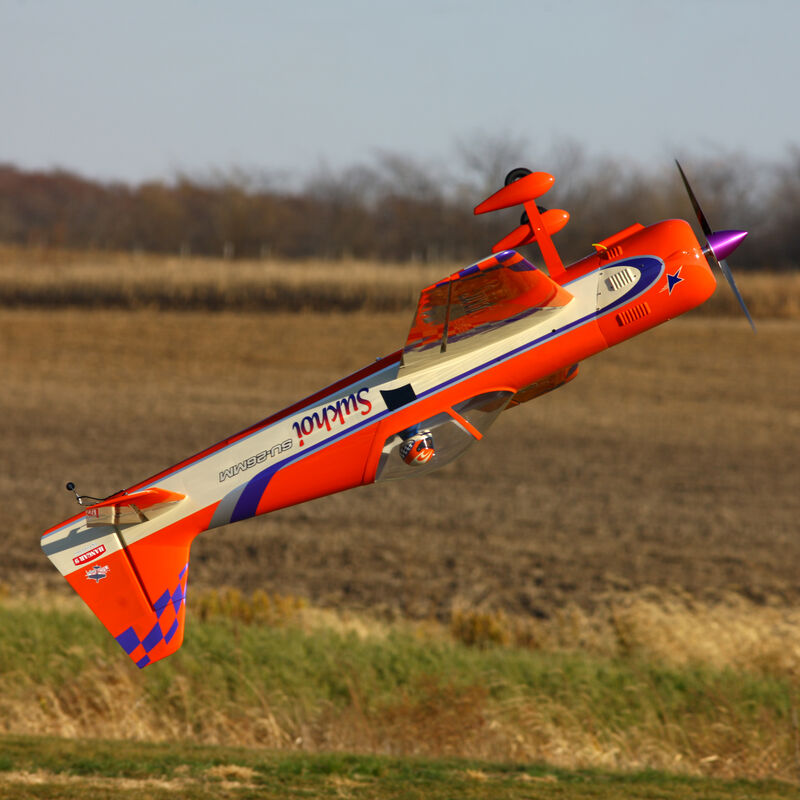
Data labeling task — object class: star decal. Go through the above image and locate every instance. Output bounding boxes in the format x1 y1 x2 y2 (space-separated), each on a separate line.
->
665 267 684 294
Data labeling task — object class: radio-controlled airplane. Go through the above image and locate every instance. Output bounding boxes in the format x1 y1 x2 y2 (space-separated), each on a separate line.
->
42 162 753 668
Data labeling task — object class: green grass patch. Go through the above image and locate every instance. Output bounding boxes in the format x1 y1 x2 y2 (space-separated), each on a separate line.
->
0 735 797 800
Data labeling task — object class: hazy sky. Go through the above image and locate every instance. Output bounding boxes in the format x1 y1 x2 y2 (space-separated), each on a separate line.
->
1 0 797 184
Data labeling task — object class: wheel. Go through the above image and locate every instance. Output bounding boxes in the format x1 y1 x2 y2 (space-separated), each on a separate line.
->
520 206 547 226
504 167 532 186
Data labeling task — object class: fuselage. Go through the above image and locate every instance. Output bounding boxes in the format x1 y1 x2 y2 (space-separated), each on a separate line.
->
44 217 715 564
40 216 715 668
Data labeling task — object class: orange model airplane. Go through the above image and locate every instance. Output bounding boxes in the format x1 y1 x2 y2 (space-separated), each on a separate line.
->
42 162 752 668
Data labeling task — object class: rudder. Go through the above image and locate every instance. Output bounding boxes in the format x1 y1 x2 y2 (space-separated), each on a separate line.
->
41 494 200 668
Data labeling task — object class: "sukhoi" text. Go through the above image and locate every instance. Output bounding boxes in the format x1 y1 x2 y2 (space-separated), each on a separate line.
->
291 387 372 446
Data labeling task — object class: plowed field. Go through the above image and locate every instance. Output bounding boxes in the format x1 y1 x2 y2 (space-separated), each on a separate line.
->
4 309 798 617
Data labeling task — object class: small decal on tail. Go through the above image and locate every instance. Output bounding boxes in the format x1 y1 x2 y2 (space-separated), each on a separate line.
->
85 564 110 582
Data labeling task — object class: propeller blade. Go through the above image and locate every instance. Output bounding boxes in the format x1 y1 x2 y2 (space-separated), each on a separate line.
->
675 160 755 332
718 258 756 332
675 160 712 236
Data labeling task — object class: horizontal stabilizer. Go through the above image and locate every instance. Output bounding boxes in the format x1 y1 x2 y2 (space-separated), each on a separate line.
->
85 487 186 527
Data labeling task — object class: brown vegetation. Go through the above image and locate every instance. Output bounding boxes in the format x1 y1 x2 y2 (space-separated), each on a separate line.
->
3 302 798 617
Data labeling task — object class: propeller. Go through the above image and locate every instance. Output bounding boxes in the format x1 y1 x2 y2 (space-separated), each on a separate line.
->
675 160 755 331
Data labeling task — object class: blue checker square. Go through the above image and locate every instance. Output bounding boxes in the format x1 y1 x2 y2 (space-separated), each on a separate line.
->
142 622 163 652
116 626 141 655
113 563 191 667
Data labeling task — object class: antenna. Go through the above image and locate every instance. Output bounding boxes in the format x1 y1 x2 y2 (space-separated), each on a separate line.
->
66 481 83 506
65 481 83 505
65 482 107 506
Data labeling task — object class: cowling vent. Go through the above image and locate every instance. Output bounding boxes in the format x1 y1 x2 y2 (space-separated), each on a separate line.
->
605 267 636 292
616 302 651 326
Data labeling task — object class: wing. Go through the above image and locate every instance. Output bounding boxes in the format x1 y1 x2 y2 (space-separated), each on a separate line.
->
401 250 573 370
473 170 569 278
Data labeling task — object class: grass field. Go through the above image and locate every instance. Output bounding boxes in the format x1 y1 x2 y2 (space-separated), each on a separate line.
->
4 594 800 786
1 248 799 792
2 243 799 317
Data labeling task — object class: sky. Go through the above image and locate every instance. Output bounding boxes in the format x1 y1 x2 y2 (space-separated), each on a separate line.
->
1 0 798 185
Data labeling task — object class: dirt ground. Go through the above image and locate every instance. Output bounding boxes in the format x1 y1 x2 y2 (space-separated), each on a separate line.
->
2 308 798 618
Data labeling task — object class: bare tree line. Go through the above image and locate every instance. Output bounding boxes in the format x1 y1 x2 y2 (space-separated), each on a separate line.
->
0 140 796 268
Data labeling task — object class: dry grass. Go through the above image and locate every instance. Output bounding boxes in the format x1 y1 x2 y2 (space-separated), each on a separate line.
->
0 244 446 311
450 592 800 678
699 269 800 319
0 243 797 316
186 585 800 683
